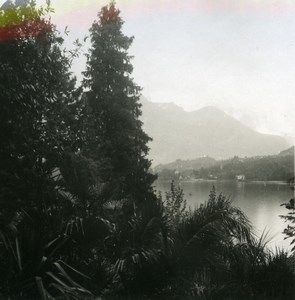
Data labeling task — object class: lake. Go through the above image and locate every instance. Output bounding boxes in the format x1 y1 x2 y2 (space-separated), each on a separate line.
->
155 180 294 251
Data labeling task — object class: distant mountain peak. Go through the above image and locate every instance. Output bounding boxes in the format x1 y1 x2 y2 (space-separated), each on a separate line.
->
194 106 230 118
156 101 183 111
198 105 223 113
140 98 290 165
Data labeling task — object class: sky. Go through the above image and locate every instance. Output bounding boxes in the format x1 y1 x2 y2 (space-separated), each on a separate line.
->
30 1 295 140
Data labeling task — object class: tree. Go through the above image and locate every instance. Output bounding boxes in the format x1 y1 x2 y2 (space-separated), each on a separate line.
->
0 0 80 221
82 2 156 203
0 2 90 298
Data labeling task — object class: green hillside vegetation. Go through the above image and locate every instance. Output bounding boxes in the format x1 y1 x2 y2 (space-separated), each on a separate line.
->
155 156 217 172
0 2 294 299
157 147 294 181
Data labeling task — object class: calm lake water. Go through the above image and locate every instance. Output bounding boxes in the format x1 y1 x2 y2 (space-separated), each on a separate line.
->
155 180 294 251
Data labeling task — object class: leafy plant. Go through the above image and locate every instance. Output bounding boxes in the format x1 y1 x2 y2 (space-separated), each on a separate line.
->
280 177 295 252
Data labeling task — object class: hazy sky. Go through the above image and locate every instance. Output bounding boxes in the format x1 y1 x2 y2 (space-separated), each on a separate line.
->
35 1 295 140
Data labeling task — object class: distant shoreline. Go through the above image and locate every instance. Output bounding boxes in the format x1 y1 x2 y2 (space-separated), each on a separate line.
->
156 178 290 185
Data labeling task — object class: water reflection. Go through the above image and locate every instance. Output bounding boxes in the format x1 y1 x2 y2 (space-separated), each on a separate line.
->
155 180 293 251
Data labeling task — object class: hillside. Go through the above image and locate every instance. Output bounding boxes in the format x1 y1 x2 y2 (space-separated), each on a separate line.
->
154 156 217 173
279 146 295 157
156 148 294 181
140 98 290 165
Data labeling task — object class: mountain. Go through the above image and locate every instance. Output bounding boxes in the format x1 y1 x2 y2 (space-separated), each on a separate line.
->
140 98 290 165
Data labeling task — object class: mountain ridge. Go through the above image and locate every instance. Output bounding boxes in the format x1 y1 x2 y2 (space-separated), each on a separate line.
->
140 98 290 165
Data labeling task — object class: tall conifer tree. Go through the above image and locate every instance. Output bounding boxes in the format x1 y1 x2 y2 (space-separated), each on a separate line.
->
82 2 156 202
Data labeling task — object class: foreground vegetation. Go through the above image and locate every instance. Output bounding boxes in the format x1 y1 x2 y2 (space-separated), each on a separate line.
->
0 2 294 299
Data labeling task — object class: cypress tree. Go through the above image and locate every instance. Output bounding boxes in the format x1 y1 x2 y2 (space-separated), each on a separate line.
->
82 2 156 203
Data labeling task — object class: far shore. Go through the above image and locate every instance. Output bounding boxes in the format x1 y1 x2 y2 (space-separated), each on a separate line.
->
156 178 290 185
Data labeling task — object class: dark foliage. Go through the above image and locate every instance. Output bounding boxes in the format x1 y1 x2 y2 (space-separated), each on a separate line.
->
0 2 294 300
81 2 156 203
281 177 295 252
